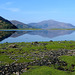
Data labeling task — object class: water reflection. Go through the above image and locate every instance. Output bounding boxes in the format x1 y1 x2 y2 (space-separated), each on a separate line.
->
11 31 30 37
0 31 15 41
27 30 74 38
0 30 75 43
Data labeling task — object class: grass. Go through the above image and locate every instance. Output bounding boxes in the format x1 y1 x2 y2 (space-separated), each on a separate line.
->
49 28 75 30
0 28 42 30
16 57 34 63
0 41 75 74
59 55 75 66
0 54 14 65
58 55 75 71
1 28 75 30
21 55 75 75
1 41 75 55
21 66 75 75
0 41 75 64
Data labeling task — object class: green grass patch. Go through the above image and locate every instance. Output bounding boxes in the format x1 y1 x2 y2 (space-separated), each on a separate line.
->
49 28 75 30
0 28 42 30
16 57 34 63
0 41 75 65
59 55 75 71
0 41 75 74
0 55 14 65
21 66 75 75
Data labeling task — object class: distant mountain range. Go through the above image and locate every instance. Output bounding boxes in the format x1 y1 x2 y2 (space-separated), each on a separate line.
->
0 16 75 29
0 16 17 29
28 20 75 29
10 20 34 29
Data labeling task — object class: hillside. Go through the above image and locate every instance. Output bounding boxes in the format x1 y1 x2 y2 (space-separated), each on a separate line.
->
0 16 17 29
28 20 75 29
10 20 34 29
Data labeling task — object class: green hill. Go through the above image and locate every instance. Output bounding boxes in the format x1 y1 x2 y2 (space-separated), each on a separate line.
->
0 16 17 29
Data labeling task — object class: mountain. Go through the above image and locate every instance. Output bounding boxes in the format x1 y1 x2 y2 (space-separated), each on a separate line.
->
28 20 75 29
0 16 17 29
10 20 34 29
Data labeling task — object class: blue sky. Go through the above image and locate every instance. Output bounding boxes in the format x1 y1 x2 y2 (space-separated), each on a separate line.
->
0 0 75 25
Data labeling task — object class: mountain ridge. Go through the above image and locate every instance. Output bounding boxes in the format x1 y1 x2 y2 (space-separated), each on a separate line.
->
28 20 75 29
1 16 75 29
10 20 34 29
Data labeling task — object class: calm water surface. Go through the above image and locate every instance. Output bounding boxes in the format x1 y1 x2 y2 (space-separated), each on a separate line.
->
0 30 75 43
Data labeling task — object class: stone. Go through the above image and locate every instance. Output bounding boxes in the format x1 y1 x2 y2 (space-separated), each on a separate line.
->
8 44 17 48
50 40 53 42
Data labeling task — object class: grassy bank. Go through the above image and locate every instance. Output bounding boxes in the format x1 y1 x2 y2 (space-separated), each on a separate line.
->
0 28 75 30
50 28 75 30
0 41 75 75
0 28 42 30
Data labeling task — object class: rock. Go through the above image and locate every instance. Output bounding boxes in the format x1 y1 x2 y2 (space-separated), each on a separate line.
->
8 44 17 48
31 41 39 45
15 72 20 75
50 40 53 42
0 49 74 74
0 36 2 38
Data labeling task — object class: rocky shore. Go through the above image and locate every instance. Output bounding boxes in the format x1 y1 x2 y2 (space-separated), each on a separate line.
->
0 49 75 75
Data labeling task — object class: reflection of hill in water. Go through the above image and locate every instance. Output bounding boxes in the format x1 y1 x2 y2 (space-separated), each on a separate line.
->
11 31 30 37
10 30 75 38
0 31 15 41
28 30 75 38
0 30 75 42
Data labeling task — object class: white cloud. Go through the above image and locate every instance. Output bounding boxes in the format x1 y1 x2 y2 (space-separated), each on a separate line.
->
0 2 20 12
7 8 20 12
0 7 20 12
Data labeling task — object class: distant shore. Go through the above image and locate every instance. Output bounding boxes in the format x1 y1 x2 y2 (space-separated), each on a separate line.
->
0 28 75 31
0 28 42 31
